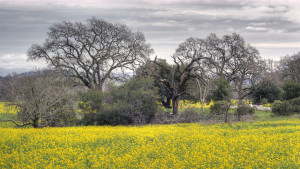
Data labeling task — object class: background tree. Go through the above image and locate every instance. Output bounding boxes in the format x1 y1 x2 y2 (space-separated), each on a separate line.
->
208 77 232 102
148 37 208 115
138 59 174 109
232 47 263 121
0 76 6 101
203 33 263 121
188 78 213 111
207 78 232 123
282 82 300 100
251 78 281 104
204 33 248 82
27 17 153 91
279 52 300 83
2 71 77 128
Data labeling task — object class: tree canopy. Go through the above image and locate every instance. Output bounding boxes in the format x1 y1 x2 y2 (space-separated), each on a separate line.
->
27 17 153 91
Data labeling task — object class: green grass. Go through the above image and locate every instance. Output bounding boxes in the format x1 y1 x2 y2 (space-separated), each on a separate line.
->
1 101 299 128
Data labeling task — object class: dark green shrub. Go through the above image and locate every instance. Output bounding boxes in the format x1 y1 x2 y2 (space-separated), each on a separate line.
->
251 79 281 104
210 101 230 115
208 78 232 101
78 89 103 113
78 77 159 126
290 97 300 113
79 113 98 126
97 101 131 125
282 82 300 100
236 105 255 116
78 89 104 125
272 101 294 116
107 76 159 125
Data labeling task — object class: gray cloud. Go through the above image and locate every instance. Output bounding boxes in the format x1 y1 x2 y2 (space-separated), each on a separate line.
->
0 0 300 69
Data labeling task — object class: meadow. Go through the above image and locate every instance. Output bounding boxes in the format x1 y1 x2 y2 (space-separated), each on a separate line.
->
0 120 299 168
0 102 300 168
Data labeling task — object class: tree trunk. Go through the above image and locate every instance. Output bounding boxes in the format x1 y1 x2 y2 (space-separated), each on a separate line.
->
98 82 104 91
237 99 242 121
224 111 228 123
200 99 205 112
33 118 39 128
224 105 230 123
162 97 172 109
172 96 180 115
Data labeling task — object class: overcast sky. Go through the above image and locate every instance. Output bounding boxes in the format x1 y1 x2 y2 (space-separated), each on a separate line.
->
0 0 300 69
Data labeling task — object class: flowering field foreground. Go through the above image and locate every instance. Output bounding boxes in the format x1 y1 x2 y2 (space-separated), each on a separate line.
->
0 120 299 169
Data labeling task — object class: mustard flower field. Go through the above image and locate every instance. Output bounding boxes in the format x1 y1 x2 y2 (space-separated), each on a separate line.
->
1 120 299 169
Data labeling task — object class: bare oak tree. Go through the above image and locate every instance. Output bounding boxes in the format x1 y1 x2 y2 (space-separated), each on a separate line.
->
231 46 264 121
27 18 153 91
279 52 300 83
204 33 253 82
204 34 263 116
2 71 77 128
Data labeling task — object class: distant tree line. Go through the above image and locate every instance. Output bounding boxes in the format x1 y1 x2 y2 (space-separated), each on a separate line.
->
0 17 299 128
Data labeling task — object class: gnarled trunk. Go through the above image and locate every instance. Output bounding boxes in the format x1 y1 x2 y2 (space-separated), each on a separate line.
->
237 99 243 121
32 118 39 128
172 96 180 115
162 97 172 109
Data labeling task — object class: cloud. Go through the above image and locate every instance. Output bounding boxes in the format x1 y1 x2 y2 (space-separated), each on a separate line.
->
246 26 269 32
0 54 47 69
0 0 300 68
254 42 300 48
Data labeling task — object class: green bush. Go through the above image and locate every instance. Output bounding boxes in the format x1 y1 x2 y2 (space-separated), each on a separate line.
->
97 101 131 125
78 77 159 126
179 108 200 123
251 79 281 104
261 98 268 105
78 89 103 113
282 82 300 100
272 101 294 116
210 101 229 115
290 97 300 113
208 78 231 101
78 89 104 125
79 113 98 126
236 105 255 116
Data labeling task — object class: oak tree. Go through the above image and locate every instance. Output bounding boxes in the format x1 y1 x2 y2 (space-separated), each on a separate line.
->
28 18 153 91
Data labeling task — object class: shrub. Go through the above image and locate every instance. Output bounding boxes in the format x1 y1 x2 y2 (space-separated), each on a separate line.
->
272 101 294 116
79 113 98 126
151 111 176 124
78 89 104 125
97 102 131 125
251 79 281 104
78 77 159 126
236 105 255 116
261 98 268 105
210 101 229 115
282 82 300 100
107 77 159 125
78 89 103 114
290 97 300 113
208 78 231 101
179 108 200 123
